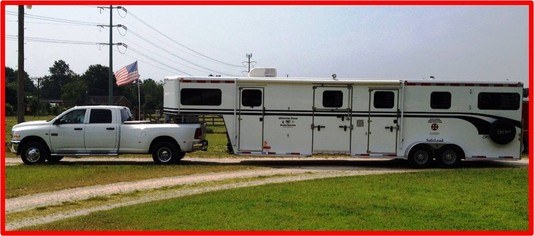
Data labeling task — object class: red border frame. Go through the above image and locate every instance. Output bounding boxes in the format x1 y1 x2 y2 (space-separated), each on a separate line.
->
1 1 532 235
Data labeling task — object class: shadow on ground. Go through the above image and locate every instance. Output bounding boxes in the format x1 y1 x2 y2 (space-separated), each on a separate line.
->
24 157 528 171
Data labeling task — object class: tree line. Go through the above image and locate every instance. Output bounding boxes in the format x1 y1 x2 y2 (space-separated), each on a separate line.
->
5 60 163 117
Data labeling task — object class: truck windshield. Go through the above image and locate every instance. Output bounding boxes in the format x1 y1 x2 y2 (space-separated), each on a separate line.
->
121 108 133 123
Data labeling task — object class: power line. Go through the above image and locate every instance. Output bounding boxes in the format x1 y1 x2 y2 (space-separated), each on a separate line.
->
6 35 104 45
5 19 99 27
115 48 176 75
127 47 192 76
127 29 236 76
122 38 212 75
6 10 101 26
7 11 239 76
128 11 243 68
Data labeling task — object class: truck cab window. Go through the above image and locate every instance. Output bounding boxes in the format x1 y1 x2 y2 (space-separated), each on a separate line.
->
58 109 86 124
89 109 112 124
322 90 343 108
242 89 262 107
121 108 133 122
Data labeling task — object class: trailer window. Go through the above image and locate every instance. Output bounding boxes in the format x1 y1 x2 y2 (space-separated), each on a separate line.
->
181 89 222 106
478 92 520 110
322 90 343 108
241 89 262 107
373 91 395 109
89 109 112 124
430 92 451 109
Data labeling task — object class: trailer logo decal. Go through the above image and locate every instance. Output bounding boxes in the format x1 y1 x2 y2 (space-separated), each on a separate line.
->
279 117 297 128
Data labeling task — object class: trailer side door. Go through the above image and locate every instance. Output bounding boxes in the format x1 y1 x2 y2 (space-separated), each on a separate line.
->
367 89 399 154
312 85 352 154
238 87 264 152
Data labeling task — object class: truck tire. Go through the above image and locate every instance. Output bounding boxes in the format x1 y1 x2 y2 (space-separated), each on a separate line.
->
152 142 180 164
177 152 186 161
408 146 433 168
436 145 463 168
489 120 516 145
21 141 48 165
47 156 64 163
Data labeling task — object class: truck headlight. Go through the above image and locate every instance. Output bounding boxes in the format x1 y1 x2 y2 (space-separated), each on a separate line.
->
12 132 20 140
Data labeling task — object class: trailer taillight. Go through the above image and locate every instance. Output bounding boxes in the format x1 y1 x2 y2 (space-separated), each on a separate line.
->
194 128 202 139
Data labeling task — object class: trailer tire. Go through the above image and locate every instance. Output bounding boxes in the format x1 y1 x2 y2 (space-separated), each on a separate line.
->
436 145 463 168
152 142 180 164
21 141 48 165
489 120 516 145
408 146 433 168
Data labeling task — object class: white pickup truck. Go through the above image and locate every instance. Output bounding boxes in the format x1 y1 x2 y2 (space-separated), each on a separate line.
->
10 105 207 165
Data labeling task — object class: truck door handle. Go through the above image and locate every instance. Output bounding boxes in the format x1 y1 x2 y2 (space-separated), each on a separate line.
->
106 127 115 130
74 128 83 131
51 133 58 136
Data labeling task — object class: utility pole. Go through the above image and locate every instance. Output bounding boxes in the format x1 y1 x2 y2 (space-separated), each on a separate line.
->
242 53 256 74
109 5 113 105
246 53 252 73
99 6 126 105
17 5 25 123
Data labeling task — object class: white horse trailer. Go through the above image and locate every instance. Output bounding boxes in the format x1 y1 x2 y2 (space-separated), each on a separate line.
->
163 71 523 167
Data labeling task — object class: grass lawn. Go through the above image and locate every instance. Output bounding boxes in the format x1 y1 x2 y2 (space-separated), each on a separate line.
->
6 163 255 198
29 168 529 231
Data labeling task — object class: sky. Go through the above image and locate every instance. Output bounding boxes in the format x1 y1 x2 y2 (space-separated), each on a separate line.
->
3 5 530 86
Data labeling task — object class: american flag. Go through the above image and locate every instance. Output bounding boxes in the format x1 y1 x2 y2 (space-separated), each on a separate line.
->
115 61 140 86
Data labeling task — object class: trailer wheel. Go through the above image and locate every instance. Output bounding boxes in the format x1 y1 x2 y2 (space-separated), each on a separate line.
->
47 156 64 164
21 141 48 165
152 142 180 164
408 146 433 168
436 146 463 168
489 120 516 145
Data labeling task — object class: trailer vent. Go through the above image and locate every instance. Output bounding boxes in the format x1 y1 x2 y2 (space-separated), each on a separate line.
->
248 68 277 77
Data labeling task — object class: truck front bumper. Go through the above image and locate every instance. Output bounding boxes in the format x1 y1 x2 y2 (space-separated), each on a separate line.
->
9 141 20 154
192 140 208 151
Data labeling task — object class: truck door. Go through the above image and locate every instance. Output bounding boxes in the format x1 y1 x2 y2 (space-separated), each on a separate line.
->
238 88 264 152
85 108 119 154
49 108 87 154
367 89 399 154
312 85 352 154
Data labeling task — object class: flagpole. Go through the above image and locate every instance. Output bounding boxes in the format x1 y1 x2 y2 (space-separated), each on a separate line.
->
138 78 141 120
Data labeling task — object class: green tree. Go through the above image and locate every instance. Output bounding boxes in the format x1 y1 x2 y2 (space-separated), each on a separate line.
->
61 76 87 107
141 79 163 115
5 66 36 113
41 60 76 99
82 64 124 96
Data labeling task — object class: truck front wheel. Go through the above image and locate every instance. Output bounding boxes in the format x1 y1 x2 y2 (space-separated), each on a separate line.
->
21 141 49 165
152 142 180 164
